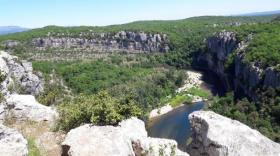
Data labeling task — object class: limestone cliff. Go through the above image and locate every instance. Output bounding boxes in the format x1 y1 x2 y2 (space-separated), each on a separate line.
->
3 31 170 60
196 31 280 100
196 31 237 91
32 31 169 53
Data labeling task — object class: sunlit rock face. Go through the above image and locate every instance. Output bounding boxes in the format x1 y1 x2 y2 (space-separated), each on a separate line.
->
0 51 57 124
0 51 44 96
62 117 189 156
187 111 280 156
31 31 170 53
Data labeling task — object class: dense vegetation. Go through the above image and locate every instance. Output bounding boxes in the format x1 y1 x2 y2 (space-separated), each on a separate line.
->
33 58 187 130
227 21 280 68
57 91 142 131
2 15 280 141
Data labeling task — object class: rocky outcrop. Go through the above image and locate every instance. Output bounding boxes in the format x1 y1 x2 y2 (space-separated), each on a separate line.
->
196 31 280 100
0 51 57 123
0 51 44 96
62 117 188 156
31 31 169 53
0 124 28 156
4 94 57 122
187 111 280 156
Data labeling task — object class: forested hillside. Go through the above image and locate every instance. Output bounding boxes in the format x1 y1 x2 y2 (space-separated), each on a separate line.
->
1 15 280 142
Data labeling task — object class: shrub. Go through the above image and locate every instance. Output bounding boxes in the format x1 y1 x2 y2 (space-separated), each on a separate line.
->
57 91 142 131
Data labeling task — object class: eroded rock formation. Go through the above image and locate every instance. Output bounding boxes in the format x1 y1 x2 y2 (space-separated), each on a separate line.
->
196 31 237 91
31 31 169 53
0 51 44 96
0 51 57 123
196 31 280 100
187 111 280 156
62 117 188 156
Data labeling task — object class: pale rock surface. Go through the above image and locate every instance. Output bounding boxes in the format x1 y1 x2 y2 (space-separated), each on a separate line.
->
62 117 188 156
0 124 28 156
188 111 280 156
0 51 44 96
5 94 57 122
62 125 135 156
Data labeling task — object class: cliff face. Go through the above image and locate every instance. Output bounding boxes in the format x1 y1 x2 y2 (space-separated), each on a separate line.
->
196 31 280 100
196 31 237 91
31 31 169 53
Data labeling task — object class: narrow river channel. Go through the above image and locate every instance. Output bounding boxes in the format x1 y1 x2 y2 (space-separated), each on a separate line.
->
147 70 225 150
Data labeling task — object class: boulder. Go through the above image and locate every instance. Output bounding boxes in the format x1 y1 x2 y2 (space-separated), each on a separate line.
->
5 94 57 122
62 117 189 156
188 111 280 156
0 124 28 156
62 125 135 156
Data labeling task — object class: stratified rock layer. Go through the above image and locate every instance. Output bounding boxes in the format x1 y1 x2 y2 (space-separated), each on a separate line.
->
62 117 188 156
31 31 169 53
0 124 28 156
188 111 280 156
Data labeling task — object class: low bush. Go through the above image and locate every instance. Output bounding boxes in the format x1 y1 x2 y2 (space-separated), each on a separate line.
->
57 91 142 131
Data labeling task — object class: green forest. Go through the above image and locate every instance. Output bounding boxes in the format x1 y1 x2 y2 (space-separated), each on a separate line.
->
1 15 280 142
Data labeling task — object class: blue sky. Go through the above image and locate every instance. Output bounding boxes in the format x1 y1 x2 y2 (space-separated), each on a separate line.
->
1 0 280 28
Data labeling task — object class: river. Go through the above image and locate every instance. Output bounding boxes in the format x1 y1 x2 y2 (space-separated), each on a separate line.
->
147 70 224 150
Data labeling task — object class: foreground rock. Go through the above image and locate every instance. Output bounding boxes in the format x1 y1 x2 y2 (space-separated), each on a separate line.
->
62 117 188 156
0 51 57 123
4 94 57 122
0 124 28 156
188 111 280 156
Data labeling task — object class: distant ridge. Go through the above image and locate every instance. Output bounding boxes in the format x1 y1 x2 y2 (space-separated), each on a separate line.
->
239 10 280 16
0 26 29 35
